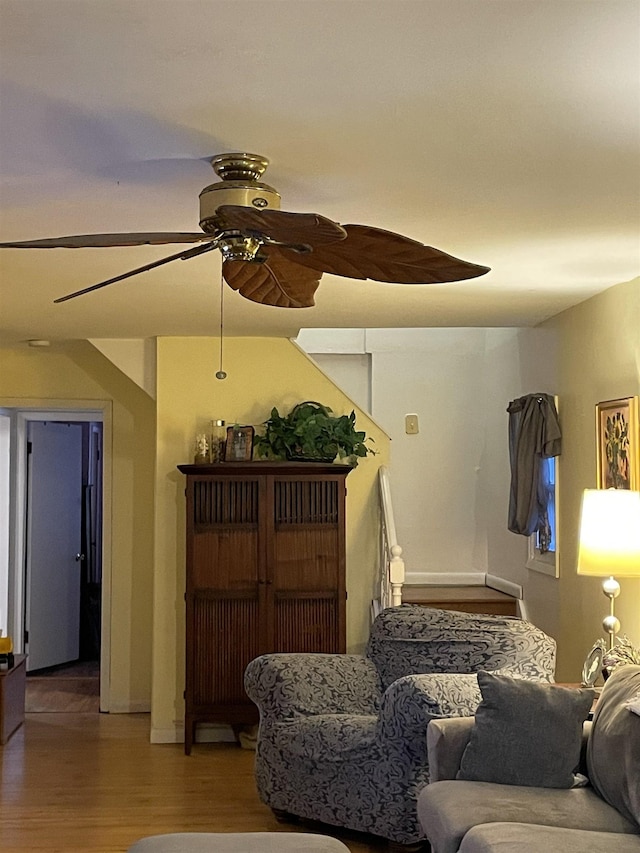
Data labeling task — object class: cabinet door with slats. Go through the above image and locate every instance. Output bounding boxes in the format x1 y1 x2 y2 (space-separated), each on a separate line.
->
269 474 347 654
186 474 266 716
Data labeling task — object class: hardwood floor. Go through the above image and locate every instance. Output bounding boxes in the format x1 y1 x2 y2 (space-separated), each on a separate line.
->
0 713 388 853
25 660 100 713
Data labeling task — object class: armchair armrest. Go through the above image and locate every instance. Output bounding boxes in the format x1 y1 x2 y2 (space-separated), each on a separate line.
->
244 653 381 719
427 716 475 781
377 672 482 753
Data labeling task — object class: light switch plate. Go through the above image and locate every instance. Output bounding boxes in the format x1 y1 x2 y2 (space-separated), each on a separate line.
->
405 414 419 434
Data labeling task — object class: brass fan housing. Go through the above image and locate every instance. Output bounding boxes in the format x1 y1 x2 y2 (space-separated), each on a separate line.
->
217 235 265 262
199 152 281 234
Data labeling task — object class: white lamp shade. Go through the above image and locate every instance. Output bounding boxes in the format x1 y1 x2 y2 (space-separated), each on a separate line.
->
577 488 640 577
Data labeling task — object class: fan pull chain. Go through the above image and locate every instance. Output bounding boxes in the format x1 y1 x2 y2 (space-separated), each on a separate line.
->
215 269 227 380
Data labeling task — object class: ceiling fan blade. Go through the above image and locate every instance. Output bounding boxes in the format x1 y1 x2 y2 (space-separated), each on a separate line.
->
223 246 322 308
281 224 491 284
0 233 212 249
214 205 347 248
54 242 217 303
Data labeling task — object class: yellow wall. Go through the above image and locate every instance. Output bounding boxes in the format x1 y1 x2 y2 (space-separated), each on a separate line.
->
0 341 156 711
151 336 390 741
9 282 636 728
0 336 388 737
543 278 640 680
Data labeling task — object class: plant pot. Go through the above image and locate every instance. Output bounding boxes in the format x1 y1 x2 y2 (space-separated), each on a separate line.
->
286 453 336 464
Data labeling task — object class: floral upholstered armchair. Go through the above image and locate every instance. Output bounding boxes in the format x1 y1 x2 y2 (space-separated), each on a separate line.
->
244 604 556 851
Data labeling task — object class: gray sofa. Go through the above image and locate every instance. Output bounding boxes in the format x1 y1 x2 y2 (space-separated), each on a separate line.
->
417 663 640 853
244 604 556 848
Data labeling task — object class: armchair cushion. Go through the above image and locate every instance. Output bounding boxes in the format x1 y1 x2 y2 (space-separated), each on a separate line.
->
457 671 596 788
273 715 377 761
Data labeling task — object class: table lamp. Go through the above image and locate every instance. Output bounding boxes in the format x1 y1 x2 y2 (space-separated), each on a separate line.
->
577 488 640 650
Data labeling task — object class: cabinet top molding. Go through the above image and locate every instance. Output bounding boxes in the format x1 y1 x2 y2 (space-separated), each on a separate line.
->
178 461 354 476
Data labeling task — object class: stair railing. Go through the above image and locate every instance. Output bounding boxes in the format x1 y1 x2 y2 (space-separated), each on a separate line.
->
378 466 405 610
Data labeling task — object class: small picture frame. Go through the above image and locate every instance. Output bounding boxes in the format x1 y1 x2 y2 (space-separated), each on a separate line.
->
595 396 639 489
224 425 254 461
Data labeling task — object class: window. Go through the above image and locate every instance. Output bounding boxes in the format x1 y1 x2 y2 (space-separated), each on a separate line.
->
527 456 558 576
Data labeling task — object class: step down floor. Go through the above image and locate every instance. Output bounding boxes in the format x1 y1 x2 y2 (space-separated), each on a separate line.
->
402 585 518 617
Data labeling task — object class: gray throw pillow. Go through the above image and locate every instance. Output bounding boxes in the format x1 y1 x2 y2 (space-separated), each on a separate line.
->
587 663 640 827
457 671 596 788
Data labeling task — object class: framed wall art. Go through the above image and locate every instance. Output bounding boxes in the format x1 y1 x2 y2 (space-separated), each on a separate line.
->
595 396 639 490
224 425 254 461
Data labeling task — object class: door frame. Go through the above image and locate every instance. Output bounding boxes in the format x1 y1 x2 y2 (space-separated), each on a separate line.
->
4 398 112 712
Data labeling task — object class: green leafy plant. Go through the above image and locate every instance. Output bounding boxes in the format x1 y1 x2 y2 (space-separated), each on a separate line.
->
254 401 375 466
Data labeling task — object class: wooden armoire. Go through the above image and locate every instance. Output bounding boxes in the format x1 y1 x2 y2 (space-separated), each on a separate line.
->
178 461 351 753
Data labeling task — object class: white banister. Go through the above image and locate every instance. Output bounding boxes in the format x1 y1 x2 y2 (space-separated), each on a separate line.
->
389 544 404 607
377 466 405 611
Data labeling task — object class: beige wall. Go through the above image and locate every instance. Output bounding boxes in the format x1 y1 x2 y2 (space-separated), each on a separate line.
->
362 327 558 584
151 336 390 741
543 278 640 680
0 340 156 711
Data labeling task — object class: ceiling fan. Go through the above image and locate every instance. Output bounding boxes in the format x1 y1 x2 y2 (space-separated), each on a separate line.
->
0 152 490 308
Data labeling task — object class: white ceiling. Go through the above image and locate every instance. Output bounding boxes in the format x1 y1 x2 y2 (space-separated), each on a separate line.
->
0 0 638 344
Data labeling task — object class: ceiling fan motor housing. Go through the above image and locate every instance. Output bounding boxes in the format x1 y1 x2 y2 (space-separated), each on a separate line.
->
199 181 281 233
199 152 281 234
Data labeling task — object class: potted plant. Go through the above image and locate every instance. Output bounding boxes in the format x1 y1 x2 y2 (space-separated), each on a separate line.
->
254 401 374 466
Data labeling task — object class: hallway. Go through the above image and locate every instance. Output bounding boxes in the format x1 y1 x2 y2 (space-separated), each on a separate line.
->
25 660 99 713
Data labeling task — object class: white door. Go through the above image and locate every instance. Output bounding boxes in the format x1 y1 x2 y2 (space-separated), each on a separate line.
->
26 421 83 671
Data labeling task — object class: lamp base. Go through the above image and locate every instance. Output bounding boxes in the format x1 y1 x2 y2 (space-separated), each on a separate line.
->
602 576 621 651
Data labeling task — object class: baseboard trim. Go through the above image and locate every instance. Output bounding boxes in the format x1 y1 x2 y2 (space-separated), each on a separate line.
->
404 572 523 601
150 726 182 744
150 723 237 744
404 572 487 586
486 574 523 599
108 700 151 714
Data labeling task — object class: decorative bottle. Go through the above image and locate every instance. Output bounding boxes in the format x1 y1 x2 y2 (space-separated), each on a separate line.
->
193 433 209 464
210 419 226 462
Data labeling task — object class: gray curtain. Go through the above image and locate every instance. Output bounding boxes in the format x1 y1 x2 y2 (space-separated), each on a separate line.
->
507 393 561 546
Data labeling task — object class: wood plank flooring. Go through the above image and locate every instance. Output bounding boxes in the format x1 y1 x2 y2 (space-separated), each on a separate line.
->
0 713 388 853
25 661 100 713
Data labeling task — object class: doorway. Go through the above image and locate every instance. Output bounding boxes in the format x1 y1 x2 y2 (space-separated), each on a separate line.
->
26 420 103 669
1 404 110 711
